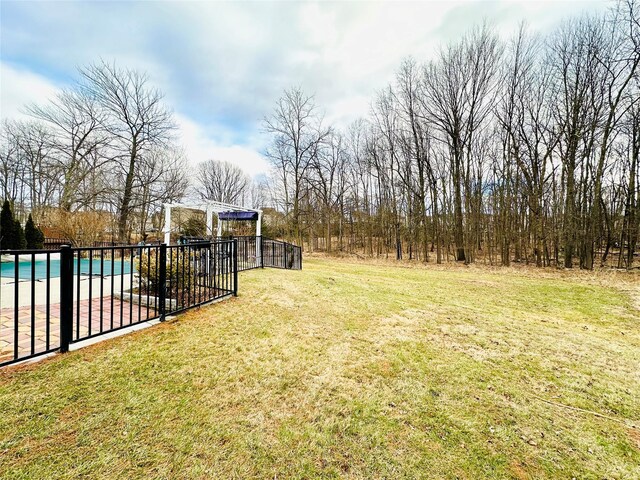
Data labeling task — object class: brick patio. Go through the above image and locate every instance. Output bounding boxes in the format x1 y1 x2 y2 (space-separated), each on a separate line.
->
0 297 156 364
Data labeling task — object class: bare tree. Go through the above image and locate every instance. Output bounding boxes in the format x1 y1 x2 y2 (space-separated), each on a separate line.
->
4 120 59 219
308 132 348 252
394 58 438 262
27 87 107 211
194 159 250 205
264 87 330 244
80 61 176 240
421 24 502 262
371 87 403 259
619 81 640 268
0 121 26 206
134 146 189 238
247 175 269 210
583 0 640 268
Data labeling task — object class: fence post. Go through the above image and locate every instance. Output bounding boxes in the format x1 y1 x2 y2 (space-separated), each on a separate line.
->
260 235 264 269
159 243 167 321
59 245 73 353
233 239 238 296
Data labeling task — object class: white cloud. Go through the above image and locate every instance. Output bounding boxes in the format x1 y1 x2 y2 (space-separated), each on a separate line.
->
1 0 608 174
174 113 270 178
0 62 59 120
0 62 270 177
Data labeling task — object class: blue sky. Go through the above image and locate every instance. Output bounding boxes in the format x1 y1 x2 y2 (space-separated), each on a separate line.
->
1 0 607 177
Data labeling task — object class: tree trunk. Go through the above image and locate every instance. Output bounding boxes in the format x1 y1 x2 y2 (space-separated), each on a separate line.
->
118 139 138 241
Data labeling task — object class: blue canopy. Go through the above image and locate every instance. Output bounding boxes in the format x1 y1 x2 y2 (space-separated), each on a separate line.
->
218 211 259 221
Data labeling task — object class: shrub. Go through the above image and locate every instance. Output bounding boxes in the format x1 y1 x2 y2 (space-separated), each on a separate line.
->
181 217 207 238
44 208 110 246
0 200 15 250
25 214 44 249
135 248 196 297
13 219 26 250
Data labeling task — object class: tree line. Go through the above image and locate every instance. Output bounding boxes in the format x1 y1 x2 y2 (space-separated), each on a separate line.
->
2 1 638 269
264 0 640 269
1 61 189 242
0 62 265 245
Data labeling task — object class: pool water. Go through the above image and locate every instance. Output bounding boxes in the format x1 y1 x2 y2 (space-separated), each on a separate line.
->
0 258 134 280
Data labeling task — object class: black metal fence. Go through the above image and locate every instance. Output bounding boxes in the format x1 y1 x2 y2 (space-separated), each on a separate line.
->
1 236 300 367
230 235 260 271
44 239 141 250
226 236 302 271
263 238 303 270
43 238 70 250
0 249 59 364
0 240 238 367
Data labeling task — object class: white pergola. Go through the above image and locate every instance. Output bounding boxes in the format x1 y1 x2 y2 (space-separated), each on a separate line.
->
162 200 262 245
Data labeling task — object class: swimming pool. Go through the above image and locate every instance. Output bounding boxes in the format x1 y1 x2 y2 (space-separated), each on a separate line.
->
0 258 134 280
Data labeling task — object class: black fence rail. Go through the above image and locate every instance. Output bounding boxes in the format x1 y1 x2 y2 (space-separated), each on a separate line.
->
45 239 157 249
229 236 259 271
0 240 237 367
164 241 237 315
0 249 59 364
43 238 71 250
263 238 302 270
217 236 302 272
91 240 139 248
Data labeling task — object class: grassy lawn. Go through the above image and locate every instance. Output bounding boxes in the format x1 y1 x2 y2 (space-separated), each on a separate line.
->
1 257 639 479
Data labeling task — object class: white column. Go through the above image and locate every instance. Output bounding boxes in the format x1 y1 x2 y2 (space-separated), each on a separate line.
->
256 210 262 261
163 205 171 245
216 213 223 238
206 206 214 239
256 210 262 237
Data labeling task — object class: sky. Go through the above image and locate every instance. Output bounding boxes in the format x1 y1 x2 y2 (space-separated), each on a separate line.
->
1 0 608 178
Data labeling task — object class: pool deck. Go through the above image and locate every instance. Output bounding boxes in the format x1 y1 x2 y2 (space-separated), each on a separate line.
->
0 274 148 364
1 274 133 308
0 300 156 365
